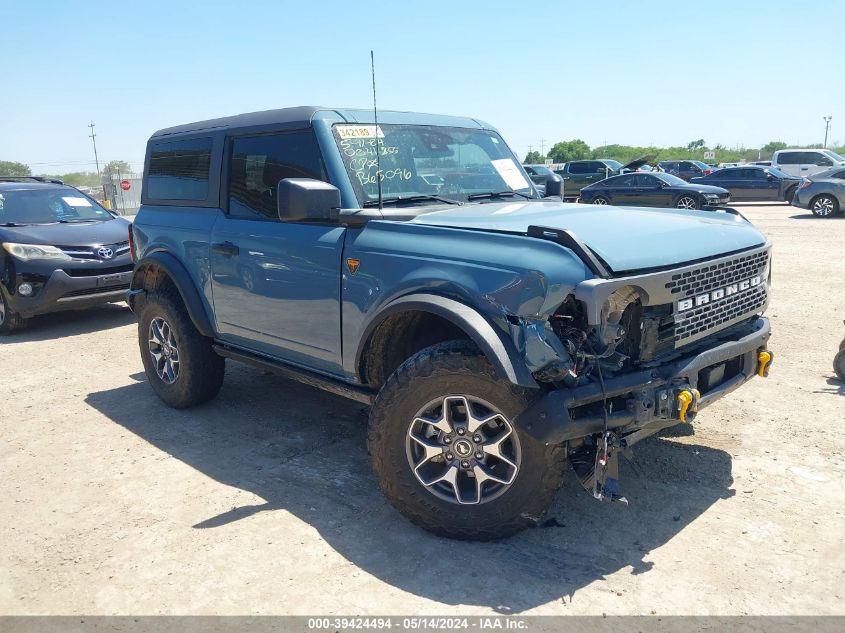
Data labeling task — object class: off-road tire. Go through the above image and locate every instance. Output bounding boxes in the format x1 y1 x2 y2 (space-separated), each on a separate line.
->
834 349 845 383
138 286 225 408
0 289 26 336
368 341 565 540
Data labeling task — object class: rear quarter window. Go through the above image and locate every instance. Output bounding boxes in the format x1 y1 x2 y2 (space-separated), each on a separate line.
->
147 137 213 201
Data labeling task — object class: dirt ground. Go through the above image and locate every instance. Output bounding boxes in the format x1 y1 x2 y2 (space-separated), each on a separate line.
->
1 202 843 616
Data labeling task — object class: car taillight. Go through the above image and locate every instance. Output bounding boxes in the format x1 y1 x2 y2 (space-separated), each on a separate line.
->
799 178 812 189
128 225 136 262
704 169 712 176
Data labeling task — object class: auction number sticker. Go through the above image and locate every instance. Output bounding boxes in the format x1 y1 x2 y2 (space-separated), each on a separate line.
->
336 125 385 139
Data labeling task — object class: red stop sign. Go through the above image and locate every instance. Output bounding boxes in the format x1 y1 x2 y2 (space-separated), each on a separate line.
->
120 180 131 191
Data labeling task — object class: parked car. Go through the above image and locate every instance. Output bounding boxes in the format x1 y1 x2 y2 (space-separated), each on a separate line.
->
523 164 562 197
129 106 773 539
579 172 730 209
691 166 801 202
655 160 713 181
772 148 845 178
554 156 652 199
790 166 845 217
0 177 132 334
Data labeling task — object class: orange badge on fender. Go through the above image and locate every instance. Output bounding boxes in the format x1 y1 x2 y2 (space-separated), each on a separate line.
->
346 258 360 275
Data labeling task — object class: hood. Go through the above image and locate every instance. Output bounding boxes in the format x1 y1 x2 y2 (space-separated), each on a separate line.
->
621 154 656 171
409 200 766 274
0 217 130 247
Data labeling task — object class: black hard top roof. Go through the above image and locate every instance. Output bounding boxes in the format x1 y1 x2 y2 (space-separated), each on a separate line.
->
151 106 325 138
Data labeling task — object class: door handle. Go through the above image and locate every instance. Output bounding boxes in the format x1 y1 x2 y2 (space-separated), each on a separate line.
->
212 241 239 256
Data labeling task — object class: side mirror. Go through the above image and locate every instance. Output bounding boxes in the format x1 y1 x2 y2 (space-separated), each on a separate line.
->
820 159 833 167
277 178 340 223
543 174 562 197
766 173 774 180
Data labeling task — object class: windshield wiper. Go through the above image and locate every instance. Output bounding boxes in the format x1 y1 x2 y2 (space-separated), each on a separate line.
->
58 218 99 223
466 190 533 201
0 222 29 227
363 194 463 207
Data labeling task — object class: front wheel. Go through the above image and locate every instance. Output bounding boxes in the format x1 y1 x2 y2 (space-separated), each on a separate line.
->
835 349 845 382
368 341 565 540
811 195 839 217
592 196 609 205
676 195 698 210
0 289 26 336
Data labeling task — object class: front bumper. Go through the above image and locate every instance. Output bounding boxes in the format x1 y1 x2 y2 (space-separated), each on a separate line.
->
8 268 133 318
517 317 771 445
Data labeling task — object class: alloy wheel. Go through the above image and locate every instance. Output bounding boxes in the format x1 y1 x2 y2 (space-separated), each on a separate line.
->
148 317 180 384
677 196 697 209
0 295 5 327
593 197 608 205
406 394 521 505
812 196 836 217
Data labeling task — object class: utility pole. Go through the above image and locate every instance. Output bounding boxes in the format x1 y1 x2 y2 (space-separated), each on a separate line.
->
823 116 832 148
87 121 100 176
540 139 546 156
88 121 108 206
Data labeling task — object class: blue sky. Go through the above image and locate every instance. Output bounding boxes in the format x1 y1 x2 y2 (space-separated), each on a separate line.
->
2 0 843 173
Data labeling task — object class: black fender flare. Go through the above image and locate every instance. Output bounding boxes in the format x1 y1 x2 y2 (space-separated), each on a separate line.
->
356 293 537 388
130 251 215 338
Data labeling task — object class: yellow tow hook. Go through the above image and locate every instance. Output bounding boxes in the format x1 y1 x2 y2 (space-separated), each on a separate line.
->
757 350 773 378
677 388 701 423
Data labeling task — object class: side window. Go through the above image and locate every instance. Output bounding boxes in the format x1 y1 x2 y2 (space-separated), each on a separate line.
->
633 174 655 187
228 131 326 219
746 169 766 179
716 169 737 179
591 161 609 173
806 152 832 166
568 162 587 175
777 152 798 165
609 175 634 187
147 137 213 201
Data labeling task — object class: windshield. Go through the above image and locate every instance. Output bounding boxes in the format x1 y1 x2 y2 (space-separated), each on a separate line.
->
823 149 845 162
692 160 710 170
332 124 536 206
654 173 688 186
602 160 623 171
0 188 112 225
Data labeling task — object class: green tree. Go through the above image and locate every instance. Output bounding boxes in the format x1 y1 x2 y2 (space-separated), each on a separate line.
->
686 139 706 153
523 150 546 164
547 139 590 163
102 160 132 176
759 141 787 159
0 160 32 177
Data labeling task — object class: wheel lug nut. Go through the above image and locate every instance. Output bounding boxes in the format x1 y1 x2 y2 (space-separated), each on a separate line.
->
461 460 470 469
475 451 483 459
473 434 482 443
446 452 454 460
457 428 465 435
443 437 452 444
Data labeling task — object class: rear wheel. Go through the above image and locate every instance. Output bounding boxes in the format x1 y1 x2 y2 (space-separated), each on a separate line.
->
810 194 839 217
368 341 565 540
0 289 26 336
784 186 797 203
676 195 698 210
592 196 609 205
138 286 225 408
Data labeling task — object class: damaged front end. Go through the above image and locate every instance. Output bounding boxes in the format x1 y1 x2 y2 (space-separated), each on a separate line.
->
509 241 773 503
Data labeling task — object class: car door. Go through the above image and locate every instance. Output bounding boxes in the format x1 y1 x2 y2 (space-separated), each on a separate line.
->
802 151 835 177
712 168 744 199
743 168 779 201
602 174 636 204
631 174 667 206
775 151 801 177
209 130 346 373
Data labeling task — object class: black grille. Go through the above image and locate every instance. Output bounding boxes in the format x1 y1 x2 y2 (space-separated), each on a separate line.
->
665 250 769 297
61 283 130 299
666 248 770 345
674 286 767 342
63 264 133 278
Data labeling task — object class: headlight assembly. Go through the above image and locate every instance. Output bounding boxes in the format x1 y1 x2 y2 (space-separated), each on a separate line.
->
2 243 72 261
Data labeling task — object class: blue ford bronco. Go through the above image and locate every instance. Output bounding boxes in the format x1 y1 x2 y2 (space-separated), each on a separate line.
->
129 107 773 539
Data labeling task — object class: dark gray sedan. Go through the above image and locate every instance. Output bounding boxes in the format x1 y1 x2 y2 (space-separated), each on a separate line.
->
791 167 845 217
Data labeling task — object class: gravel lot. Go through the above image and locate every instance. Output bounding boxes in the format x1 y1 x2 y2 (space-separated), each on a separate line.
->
1 203 843 616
